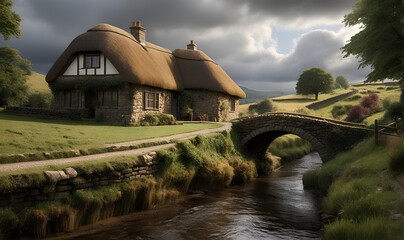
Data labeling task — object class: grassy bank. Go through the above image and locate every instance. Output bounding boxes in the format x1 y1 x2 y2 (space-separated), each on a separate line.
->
268 134 312 162
0 110 222 155
0 133 257 239
303 138 404 239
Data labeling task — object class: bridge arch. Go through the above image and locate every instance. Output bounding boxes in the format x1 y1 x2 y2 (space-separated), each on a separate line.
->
234 112 372 162
242 125 327 161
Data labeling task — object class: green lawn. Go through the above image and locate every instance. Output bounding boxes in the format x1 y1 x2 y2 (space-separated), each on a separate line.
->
0 111 222 155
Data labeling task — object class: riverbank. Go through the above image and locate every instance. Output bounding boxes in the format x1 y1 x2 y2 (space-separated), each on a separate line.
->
0 132 257 239
303 138 404 239
0 129 313 239
53 152 323 240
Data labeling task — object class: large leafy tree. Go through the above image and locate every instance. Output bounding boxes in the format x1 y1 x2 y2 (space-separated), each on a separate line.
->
0 46 31 106
341 0 404 84
0 0 21 40
0 0 31 106
296 67 334 100
336 75 350 89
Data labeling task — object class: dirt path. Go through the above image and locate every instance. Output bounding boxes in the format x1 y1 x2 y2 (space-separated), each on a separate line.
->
0 122 231 172
105 122 231 147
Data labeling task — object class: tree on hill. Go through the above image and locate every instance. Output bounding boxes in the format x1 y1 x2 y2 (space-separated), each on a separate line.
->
0 0 31 106
0 0 22 40
336 75 350 89
341 0 403 100
295 67 334 100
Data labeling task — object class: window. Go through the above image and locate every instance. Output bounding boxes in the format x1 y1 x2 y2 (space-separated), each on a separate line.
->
99 90 118 107
84 53 100 69
144 92 159 110
63 90 80 108
230 99 236 112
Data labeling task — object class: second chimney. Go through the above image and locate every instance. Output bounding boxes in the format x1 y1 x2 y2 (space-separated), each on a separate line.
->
130 21 146 44
187 40 197 50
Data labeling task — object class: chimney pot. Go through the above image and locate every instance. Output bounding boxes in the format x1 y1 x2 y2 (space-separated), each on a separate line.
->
130 20 146 44
187 40 197 50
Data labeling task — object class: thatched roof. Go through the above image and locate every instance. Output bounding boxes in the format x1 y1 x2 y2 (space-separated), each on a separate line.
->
46 23 245 98
46 24 183 91
173 49 246 98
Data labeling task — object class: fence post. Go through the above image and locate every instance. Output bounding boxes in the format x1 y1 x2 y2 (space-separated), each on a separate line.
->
375 119 378 145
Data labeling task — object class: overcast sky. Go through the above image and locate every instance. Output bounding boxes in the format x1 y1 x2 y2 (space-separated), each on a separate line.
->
2 0 370 93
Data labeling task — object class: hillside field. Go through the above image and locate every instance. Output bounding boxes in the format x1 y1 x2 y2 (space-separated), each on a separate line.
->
240 84 402 126
26 72 50 93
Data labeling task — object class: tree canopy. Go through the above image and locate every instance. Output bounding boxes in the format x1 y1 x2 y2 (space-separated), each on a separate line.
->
296 67 334 100
336 75 350 89
0 1 32 106
341 0 404 83
0 0 21 40
0 46 31 106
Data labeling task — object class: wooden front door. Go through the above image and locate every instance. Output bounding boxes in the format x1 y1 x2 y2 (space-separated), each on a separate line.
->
85 91 98 118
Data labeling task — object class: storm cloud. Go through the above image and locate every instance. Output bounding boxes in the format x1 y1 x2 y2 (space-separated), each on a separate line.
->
1 0 369 92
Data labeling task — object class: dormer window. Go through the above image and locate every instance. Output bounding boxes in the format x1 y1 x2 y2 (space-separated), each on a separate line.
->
84 53 100 69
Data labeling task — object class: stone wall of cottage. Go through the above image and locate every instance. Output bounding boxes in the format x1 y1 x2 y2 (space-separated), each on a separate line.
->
129 85 175 124
50 84 176 125
0 152 159 208
96 87 133 124
189 90 239 122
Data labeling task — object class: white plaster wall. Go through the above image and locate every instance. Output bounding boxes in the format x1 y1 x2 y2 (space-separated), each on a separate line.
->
63 58 77 76
105 57 119 75
63 53 119 76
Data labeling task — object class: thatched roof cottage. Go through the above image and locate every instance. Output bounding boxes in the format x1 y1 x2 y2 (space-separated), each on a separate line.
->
46 21 245 124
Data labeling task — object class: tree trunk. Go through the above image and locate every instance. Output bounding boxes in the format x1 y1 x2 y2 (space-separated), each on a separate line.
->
315 92 319 100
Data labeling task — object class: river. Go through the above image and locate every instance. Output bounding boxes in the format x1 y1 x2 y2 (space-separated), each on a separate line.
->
55 152 322 240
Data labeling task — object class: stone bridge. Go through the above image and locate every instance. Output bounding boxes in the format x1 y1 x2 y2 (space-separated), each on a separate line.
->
233 112 373 162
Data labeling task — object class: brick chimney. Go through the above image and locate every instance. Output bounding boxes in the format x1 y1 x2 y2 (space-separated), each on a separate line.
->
130 21 146 44
187 40 197 50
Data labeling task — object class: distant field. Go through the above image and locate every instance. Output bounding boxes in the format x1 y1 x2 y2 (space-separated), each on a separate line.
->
240 86 401 125
26 72 51 93
0 111 222 155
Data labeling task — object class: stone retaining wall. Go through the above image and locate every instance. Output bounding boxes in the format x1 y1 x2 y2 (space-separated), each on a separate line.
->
306 90 358 110
0 152 159 208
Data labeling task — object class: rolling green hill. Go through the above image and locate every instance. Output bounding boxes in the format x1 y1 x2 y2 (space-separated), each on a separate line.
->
239 86 284 104
26 72 51 93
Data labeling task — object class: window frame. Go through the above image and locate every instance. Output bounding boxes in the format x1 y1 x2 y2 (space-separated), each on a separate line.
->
63 90 80 108
230 99 236 112
83 53 101 69
144 92 159 111
98 90 119 108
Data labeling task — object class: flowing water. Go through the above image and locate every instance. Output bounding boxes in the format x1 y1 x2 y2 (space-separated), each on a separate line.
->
56 152 322 240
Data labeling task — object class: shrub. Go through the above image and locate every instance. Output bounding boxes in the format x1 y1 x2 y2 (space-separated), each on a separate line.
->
384 102 404 120
360 94 378 109
24 92 52 108
382 96 394 109
331 104 352 118
389 148 404 173
140 114 175 126
157 113 176 125
248 98 275 114
179 90 193 111
347 105 370 122
67 110 82 121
